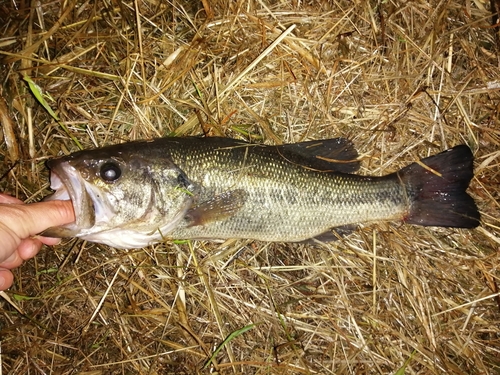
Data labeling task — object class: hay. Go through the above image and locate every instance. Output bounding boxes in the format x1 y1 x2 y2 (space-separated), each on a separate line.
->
1 0 499 374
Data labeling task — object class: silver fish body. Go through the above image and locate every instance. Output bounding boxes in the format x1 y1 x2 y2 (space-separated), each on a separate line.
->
43 137 480 249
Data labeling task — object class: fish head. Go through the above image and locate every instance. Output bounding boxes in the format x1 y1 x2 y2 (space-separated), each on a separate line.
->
43 145 196 248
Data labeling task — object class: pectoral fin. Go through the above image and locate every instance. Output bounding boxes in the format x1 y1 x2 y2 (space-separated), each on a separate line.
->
185 189 248 227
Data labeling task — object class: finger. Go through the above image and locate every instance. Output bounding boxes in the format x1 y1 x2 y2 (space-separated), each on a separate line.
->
0 194 24 204
0 251 23 269
0 221 19 258
5 200 75 239
17 238 43 260
0 268 14 291
37 236 62 246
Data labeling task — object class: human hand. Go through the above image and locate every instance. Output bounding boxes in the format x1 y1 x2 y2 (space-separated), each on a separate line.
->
0 194 75 291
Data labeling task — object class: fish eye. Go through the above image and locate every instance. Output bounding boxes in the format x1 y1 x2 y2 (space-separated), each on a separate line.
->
100 162 122 182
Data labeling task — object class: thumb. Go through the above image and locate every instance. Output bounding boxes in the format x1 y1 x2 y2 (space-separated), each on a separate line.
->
5 200 75 238
0 193 24 204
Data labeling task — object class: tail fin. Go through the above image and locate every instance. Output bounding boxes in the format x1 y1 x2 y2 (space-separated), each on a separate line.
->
398 145 480 228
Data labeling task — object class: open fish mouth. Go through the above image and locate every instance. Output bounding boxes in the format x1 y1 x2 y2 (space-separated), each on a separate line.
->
42 161 96 237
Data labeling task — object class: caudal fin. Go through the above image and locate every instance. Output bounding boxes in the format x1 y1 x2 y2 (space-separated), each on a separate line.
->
398 145 480 228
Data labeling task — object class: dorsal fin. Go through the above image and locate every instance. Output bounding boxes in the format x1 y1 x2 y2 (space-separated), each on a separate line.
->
277 137 360 173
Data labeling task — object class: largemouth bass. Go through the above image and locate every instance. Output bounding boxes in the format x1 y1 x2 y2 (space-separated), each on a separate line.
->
43 137 480 249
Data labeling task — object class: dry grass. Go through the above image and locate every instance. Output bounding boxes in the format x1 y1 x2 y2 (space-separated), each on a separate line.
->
1 0 500 374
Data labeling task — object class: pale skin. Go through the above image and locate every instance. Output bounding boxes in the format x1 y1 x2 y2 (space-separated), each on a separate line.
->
0 194 75 291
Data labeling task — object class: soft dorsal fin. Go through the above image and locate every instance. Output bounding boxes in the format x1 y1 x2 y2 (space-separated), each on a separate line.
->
277 137 360 173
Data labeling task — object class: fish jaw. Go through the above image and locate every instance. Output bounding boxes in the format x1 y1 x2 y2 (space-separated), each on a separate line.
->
42 161 96 237
77 198 194 249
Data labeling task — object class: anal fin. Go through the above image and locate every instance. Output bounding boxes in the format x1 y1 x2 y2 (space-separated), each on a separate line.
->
303 224 356 244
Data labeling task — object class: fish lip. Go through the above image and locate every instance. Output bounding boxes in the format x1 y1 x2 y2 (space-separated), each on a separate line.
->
43 160 94 236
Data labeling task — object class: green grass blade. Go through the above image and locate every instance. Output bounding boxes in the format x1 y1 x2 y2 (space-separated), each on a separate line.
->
23 75 83 150
394 350 416 375
202 323 257 370
23 75 59 120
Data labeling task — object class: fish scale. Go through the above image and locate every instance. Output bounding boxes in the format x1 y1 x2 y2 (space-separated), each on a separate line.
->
168 146 407 241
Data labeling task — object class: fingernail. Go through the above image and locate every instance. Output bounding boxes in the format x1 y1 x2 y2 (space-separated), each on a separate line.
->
0 275 5 290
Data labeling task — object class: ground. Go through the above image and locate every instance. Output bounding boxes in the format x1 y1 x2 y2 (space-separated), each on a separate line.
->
0 1 499 374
